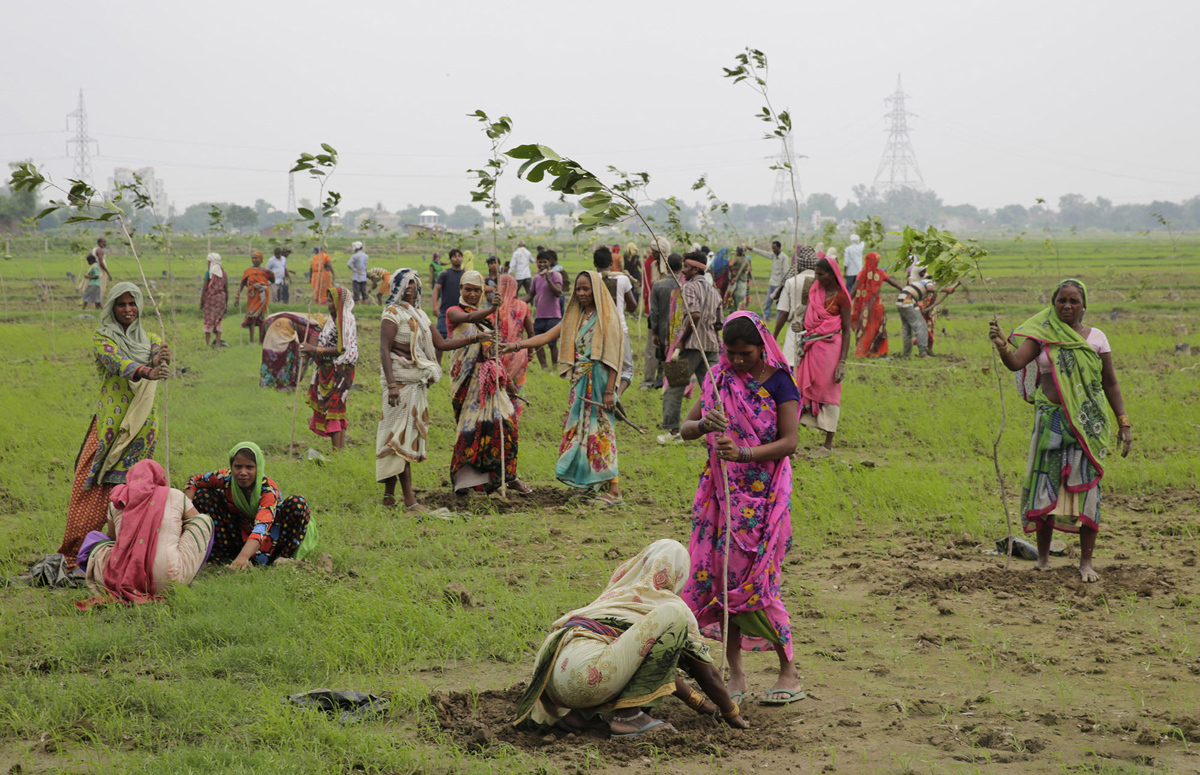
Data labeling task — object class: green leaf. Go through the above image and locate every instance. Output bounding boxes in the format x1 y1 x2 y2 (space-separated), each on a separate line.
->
298 207 315 220
320 143 337 155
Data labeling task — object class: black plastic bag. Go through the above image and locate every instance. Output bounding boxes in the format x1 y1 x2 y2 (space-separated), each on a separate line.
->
286 689 388 725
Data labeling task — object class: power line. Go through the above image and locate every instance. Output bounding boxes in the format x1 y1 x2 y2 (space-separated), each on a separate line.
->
873 74 924 193
65 89 99 186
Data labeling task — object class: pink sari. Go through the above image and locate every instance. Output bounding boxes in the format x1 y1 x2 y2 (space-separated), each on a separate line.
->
795 260 850 416
681 311 795 657
497 275 530 420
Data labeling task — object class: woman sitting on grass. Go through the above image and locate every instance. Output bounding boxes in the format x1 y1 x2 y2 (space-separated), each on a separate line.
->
680 311 804 707
514 539 747 738
303 285 358 451
989 279 1132 582
77 459 214 608
184 442 312 569
377 269 486 511
501 271 624 505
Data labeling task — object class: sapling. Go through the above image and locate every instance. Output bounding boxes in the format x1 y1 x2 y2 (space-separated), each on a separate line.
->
287 144 341 452
506 141 741 674
467 110 514 498
894 226 1016 568
10 163 174 477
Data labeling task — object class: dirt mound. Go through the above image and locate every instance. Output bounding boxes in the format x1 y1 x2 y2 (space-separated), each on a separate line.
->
424 685 809 764
419 487 576 514
875 564 1175 600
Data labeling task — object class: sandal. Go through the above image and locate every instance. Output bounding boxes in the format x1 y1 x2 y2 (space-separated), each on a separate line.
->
382 495 397 508
759 689 806 706
608 711 675 740
593 494 626 507
509 479 534 496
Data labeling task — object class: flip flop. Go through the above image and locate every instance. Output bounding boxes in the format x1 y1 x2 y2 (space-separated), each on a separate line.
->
593 495 626 507
759 689 806 706
728 691 747 706
609 718 674 740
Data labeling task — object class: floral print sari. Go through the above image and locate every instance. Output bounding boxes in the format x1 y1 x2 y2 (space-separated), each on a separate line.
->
555 311 619 489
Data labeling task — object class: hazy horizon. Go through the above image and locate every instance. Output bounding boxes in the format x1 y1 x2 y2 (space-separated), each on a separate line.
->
2 0 1197 216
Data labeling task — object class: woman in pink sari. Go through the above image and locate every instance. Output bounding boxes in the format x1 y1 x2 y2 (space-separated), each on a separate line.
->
679 312 803 707
794 258 851 456
497 274 534 419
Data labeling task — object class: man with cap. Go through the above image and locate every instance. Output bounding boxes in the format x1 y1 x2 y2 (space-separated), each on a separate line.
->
510 240 533 294
347 241 369 302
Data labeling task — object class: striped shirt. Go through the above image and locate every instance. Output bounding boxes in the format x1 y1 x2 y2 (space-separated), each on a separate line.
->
680 278 722 352
897 279 936 308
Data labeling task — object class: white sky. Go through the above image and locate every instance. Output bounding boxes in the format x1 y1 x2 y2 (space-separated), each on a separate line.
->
2 0 1197 215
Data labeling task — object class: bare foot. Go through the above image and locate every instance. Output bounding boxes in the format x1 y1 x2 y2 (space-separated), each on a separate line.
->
608 710 674 737
1034 559 1052 572
1080 563 1100 583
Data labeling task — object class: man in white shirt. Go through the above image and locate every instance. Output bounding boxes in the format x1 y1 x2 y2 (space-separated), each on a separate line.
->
266 248 287 303
843 234 865 295
347 241 369 302
594 245 637 396
510 240 533 293
749 240 788 320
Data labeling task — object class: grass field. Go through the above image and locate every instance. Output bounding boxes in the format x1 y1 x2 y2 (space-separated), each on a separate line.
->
1 234 1198 774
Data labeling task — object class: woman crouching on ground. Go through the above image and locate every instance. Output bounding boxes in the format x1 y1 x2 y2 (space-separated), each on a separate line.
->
514 539 747 738
184 442 313 568
989 279 1132 582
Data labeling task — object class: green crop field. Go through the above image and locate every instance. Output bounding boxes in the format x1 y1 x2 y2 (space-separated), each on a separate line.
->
1 233 1198 774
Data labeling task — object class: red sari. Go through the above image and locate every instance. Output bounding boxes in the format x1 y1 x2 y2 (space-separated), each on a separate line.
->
850 251 889 358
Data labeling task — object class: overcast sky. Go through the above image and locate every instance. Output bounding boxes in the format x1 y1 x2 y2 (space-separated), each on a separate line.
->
2 0 1197 217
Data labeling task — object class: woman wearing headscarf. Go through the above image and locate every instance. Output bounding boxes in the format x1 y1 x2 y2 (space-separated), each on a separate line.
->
377 269 483 511
59 282 170 571
444 270 528 495
679 312 804 706
989 279 1132 582
200 252 228 349
497 274 534 419
794 258 851 456
259 311 328 390
236 251 272 344
500 271 625 505
184 442 312 569
623 242 642 293
303 285 358 450
515 539 747 737
76 459 214 609
850 251 904 358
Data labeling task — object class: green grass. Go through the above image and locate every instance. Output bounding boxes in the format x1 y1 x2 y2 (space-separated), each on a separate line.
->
1 234 1198 773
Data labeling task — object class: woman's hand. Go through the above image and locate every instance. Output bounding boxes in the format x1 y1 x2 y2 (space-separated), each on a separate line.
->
723 713 750 730
988 320 1007 350
715 436 739 461
153 345 172 365
603 390 615 412
702 408 728 433
790 319 804 334
387 384 401 407
499 341 522 355
1119 426 1133 457
834 361 846 383
147 363 171 381
299 343 319 356
228 556 252 571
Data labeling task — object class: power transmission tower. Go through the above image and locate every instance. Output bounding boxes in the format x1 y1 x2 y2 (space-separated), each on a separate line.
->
287 172 297 213
872 74 924 193
770 135 804 208
65 88 99 185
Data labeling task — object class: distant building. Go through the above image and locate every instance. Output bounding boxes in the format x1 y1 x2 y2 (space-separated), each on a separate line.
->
355 203 401 231
510 212 576 232
108 167 169 215
810 210 837 230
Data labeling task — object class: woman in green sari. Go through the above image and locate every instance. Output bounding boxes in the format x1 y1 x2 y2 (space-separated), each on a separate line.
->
514 539 747 738
989 279 1132 582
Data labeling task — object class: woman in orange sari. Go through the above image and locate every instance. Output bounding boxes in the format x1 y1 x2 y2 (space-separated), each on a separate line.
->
497 274 534 419
310 246 334 303
236 251 272 344
850 252 903 358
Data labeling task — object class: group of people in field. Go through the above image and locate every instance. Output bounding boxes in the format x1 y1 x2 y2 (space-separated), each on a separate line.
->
58 235 1132 740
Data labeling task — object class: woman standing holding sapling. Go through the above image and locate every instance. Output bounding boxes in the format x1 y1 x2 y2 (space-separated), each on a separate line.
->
850 251 903 359
794 258 851 456
377 269 485 511
200 252 228 348
58 283 170 571
502 271 624 505
679 312 804 706
304 285 358 450
989 279 1132 582
445 270 528 495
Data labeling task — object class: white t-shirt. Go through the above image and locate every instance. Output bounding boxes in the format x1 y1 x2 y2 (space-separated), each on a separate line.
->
510 247 532 280
265 256 286 284
609 273 633 331
776 270 814 368
843 242 864 276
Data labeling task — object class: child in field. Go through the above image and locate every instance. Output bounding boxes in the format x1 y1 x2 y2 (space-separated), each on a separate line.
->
679 312 804 707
